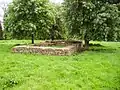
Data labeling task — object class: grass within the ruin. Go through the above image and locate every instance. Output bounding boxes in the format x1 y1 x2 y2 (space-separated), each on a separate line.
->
0 40 120 90
44 45 66 48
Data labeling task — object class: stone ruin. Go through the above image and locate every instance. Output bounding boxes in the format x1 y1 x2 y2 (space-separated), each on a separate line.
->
12 40 83 56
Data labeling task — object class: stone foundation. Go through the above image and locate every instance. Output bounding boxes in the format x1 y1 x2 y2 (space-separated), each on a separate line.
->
12 40 83 56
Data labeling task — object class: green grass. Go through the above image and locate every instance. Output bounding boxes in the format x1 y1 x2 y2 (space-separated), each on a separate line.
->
0 40 120 90
45 45 66 48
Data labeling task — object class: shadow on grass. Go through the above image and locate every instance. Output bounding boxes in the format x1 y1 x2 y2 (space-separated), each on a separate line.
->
13 43 31 46
14 44 21 46
89 48 116 53
89 43 104 47
88 43 117 53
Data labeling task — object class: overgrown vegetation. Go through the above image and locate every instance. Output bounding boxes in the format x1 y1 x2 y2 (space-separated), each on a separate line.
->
0 40 120 89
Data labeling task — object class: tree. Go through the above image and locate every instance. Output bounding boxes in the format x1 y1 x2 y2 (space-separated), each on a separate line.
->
4 0 55 40
64 0 120 48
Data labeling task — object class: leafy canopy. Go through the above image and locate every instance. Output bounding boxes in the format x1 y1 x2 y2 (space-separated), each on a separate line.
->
64 0 120 42
4 0 54 39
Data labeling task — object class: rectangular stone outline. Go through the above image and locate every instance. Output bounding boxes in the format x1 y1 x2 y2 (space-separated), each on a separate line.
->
12 41 83 56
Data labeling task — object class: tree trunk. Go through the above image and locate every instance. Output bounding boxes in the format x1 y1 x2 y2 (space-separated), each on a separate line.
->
51 25 55 41
32 32 34 44
84 31 89 50
84 40 89 50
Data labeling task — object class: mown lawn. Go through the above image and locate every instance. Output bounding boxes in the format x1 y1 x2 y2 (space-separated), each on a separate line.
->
0 40 120 90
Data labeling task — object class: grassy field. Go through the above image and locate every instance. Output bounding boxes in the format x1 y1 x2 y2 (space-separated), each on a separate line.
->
0 40 120 90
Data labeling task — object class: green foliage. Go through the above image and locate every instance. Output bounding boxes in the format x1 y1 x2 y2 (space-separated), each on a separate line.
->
4 0 54 39
93 4 120 41
4 0 67 40
99 0 120 4
64 0 120 42
51 4 67 39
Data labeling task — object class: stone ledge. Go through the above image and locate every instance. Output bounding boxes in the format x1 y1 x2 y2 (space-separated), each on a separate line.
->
12 41 83 56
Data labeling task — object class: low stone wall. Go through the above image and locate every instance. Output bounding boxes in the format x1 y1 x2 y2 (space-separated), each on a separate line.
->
43 40 82 46
12 41 83 56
